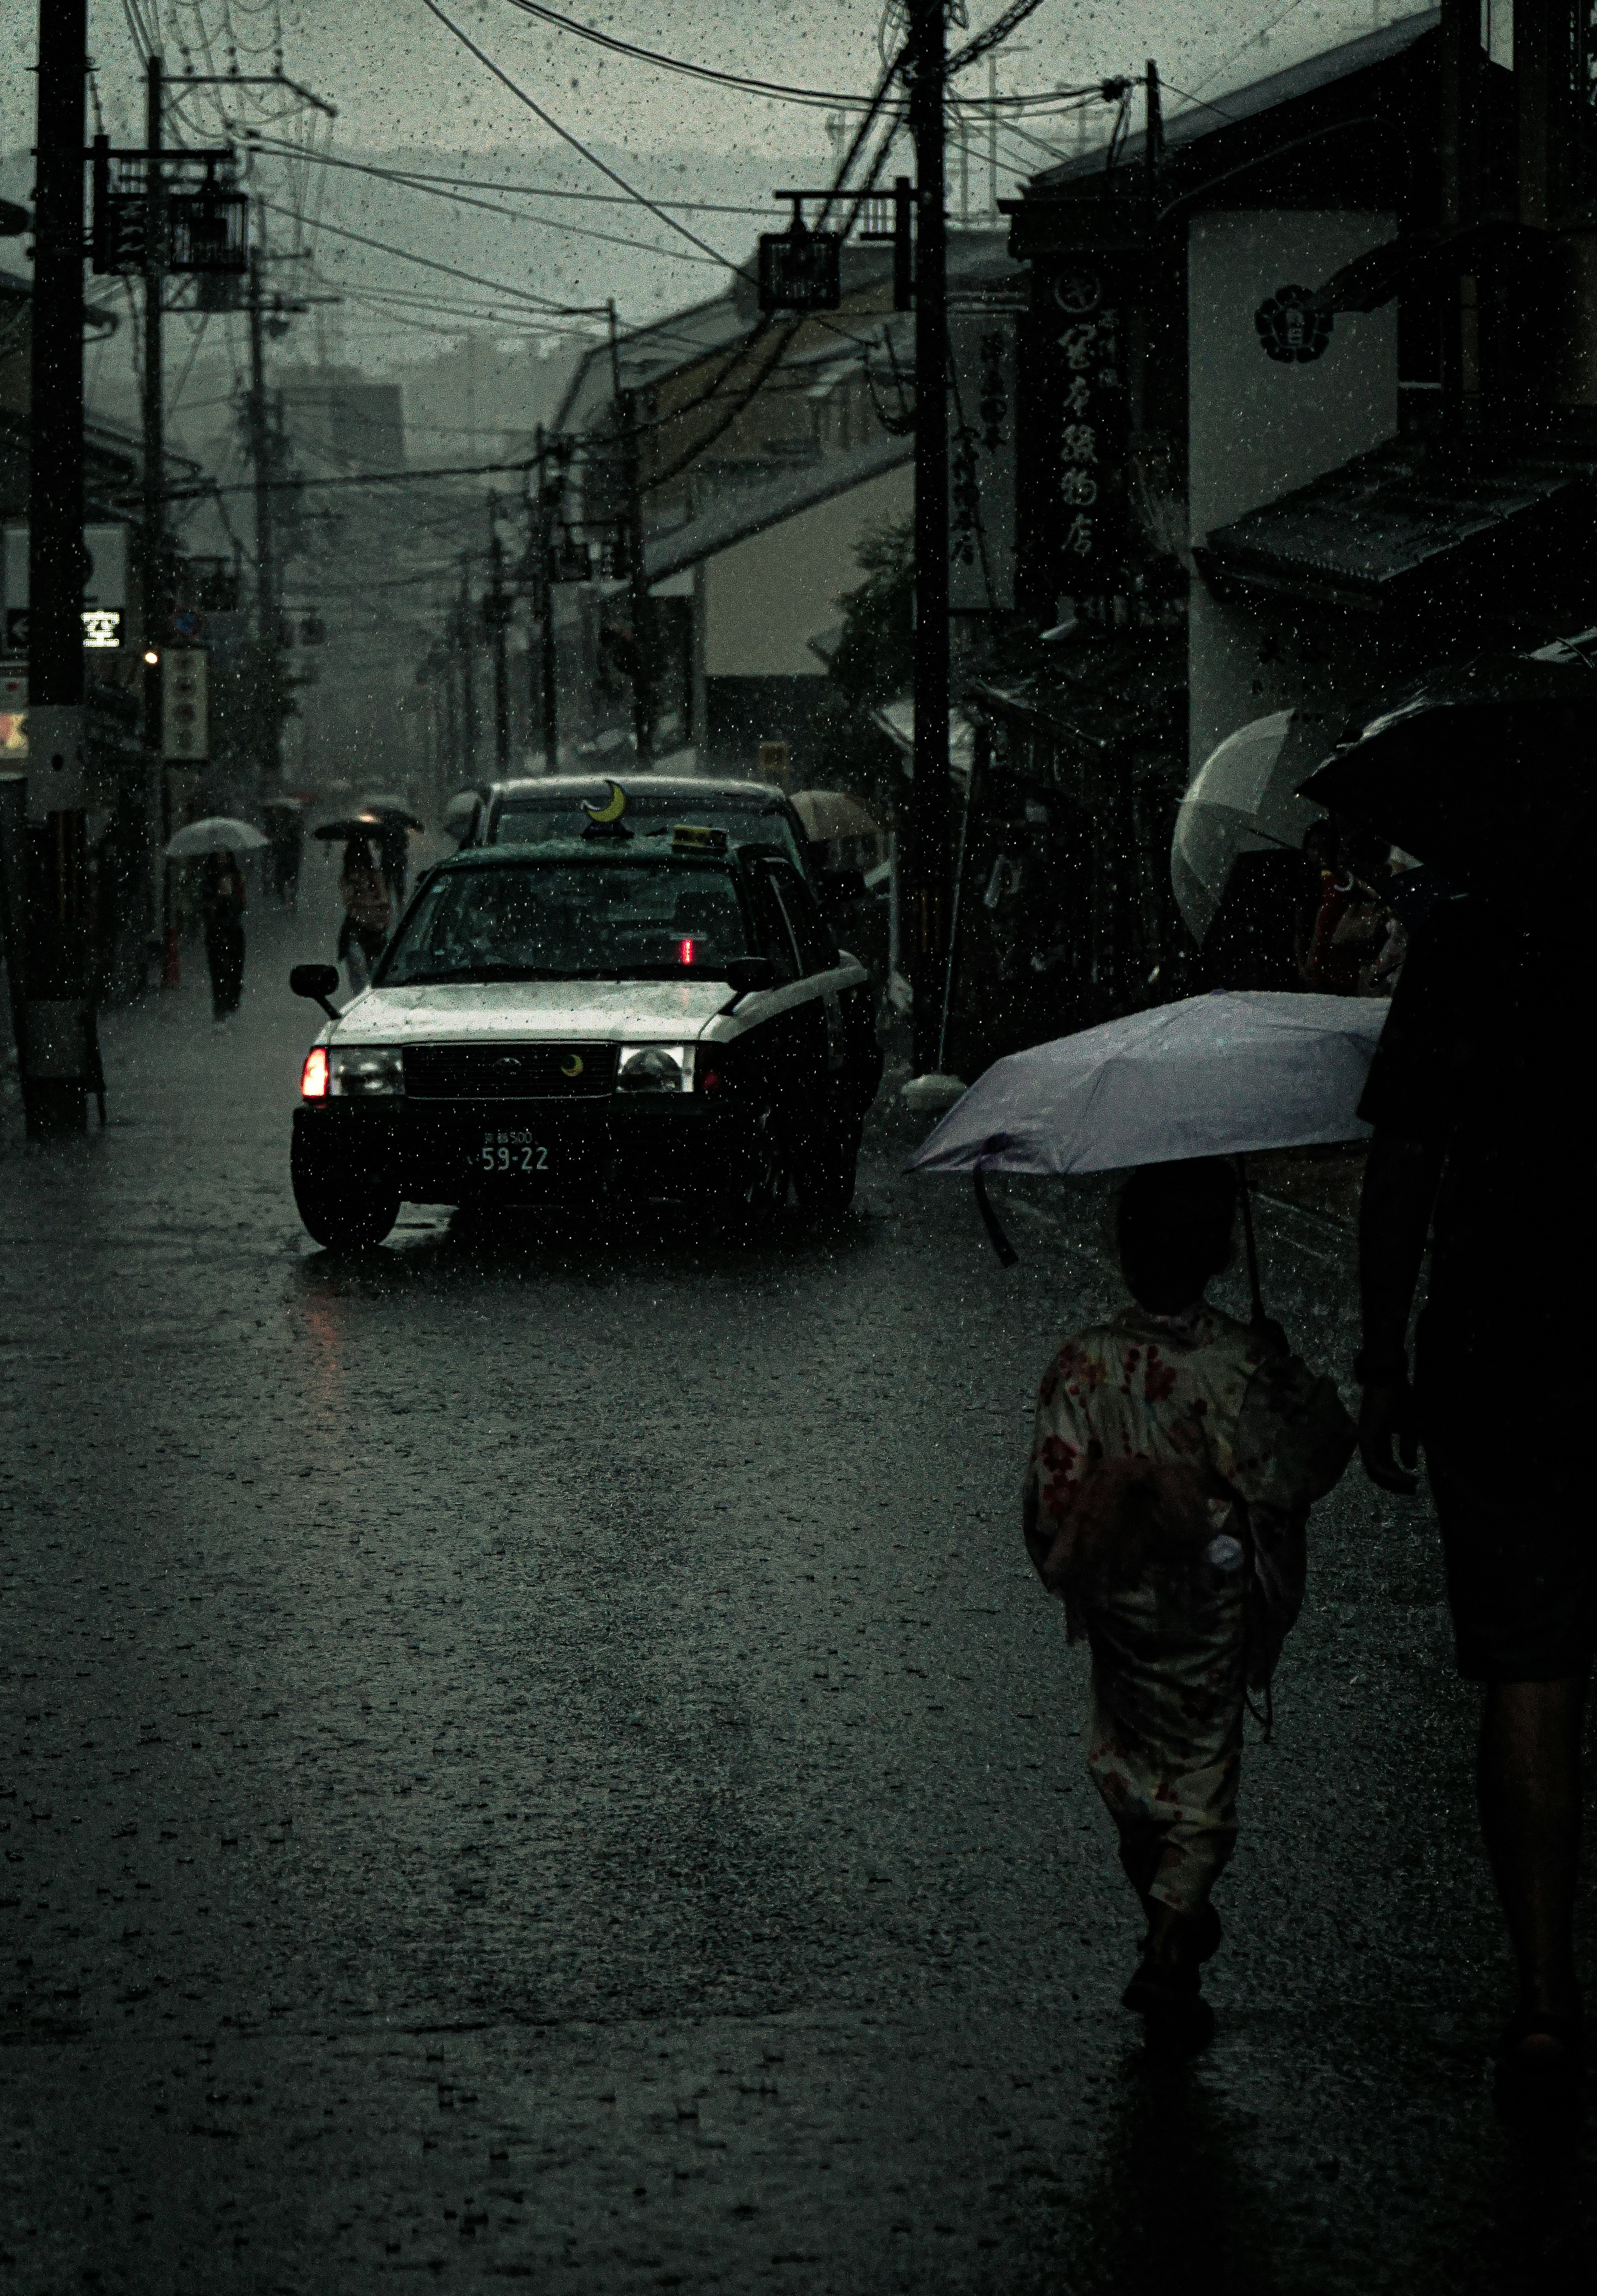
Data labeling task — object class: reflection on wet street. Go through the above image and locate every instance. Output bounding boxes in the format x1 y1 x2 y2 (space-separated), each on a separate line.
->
2 894 1594 2293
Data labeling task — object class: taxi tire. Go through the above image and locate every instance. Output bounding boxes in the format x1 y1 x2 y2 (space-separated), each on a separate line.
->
291 1133 400 1251
794 1113 861 1215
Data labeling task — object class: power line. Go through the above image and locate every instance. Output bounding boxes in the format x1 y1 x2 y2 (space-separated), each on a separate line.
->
145 448 559 503
1169 0 1313 111
947 0 1057 77
412 0 750 281
249 145 731 272
253 194 605 314
247 139 772 215
501 1 904 112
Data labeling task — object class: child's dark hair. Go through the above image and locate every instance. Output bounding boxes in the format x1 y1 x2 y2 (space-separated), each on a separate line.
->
1116 1157 1236 1313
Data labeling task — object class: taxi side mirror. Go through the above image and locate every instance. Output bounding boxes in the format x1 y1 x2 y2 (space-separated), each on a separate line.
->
720 957 776 998
290 962 342 1019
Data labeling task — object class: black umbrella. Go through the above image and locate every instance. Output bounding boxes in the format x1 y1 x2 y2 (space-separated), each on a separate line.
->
314 817 379 842
1297 653 1597 884
359 799 426 832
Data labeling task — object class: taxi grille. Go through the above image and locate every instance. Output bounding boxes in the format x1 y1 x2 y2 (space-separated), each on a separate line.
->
403 1042 618 1100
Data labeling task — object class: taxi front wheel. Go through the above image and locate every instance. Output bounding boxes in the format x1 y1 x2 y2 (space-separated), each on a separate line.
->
291 1131 400 1251
794 1112 861 1215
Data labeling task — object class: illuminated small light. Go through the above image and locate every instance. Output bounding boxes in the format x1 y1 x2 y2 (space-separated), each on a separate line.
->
143 648 160 666
677 936 696 965
300 1045 329 1099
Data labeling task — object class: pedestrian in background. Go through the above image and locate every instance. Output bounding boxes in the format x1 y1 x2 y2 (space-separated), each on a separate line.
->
1023 1159 1353 2045
1357 885 1585 2119
338 833 391 991
376 814 410 911
200 848 247 1020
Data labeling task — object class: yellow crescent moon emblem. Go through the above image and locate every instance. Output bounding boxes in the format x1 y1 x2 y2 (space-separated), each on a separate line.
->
560 1052 584 1078
582 779 628 824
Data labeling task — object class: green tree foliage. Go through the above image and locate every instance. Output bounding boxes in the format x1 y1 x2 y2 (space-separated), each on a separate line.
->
827 515 914 712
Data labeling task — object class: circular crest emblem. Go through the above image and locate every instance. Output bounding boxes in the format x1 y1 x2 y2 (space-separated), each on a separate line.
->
560 1053 584 1078
1051 269 1103 317
1254 284 1333 363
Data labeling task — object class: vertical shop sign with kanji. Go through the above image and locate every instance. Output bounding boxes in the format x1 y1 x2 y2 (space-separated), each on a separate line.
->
1018 266 1131 614
947 309 1020 610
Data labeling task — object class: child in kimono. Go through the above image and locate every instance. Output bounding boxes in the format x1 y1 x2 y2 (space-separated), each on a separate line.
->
1023 1158 1354 2041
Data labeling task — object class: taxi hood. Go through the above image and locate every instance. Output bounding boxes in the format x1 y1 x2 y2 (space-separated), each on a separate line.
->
329 977 733 1046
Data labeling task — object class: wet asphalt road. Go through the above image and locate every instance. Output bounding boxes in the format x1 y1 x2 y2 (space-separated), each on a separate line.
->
2 875 1595 2293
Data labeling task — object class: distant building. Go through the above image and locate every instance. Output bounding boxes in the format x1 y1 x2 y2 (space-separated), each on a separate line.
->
1002 3 1597 987
551 232 1024 776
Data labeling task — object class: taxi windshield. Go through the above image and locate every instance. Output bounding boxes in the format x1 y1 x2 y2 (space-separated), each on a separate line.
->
377 859 751 985
492 791 805 870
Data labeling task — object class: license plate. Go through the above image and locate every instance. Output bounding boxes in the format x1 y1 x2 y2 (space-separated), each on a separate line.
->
478 1130 549 1175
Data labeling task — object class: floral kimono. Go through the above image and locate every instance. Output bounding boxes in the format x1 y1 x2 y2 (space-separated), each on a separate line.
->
1023 1302 1353 1916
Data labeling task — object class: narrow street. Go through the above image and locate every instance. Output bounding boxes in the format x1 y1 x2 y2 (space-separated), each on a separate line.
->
1 875 1591 2293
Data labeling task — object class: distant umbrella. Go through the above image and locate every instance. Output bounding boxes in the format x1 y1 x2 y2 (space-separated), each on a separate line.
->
443 789 482 825
313 817 379 842
360 793 424 829
164 815 268 858
1172 710 1329 945
791 788 881 842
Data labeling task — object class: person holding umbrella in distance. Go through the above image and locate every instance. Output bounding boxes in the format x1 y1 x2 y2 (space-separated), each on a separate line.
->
163 815 268 1020
314 817 393 992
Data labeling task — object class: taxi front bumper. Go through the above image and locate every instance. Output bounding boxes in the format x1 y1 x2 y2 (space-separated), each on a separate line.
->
293 1091 770 1201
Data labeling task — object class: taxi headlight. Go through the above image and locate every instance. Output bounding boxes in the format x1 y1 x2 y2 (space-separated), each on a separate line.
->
331 1045 405 1097
618 1043 687 1094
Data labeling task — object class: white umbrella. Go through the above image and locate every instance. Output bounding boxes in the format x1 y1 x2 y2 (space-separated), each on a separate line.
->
1172 710 1329 944
164 815 269 858
791 788 881 841
908 990 1386 1307
909 991 1384 1178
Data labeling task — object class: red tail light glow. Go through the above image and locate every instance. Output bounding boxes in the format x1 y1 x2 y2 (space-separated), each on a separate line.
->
677 936 696 965
301 1045 330 1100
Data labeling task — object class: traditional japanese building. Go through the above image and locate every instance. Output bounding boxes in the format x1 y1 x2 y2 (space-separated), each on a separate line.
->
1001 0 1597 984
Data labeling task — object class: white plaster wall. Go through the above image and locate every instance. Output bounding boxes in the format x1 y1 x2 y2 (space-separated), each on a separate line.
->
702 464 912 679
1187 210 1401 772
1188 209 1399 540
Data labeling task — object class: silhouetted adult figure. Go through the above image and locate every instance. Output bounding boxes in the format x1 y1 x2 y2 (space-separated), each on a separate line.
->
1357 888 1585 2118
337 834 391 992
200 849 247 1019
376 816 410 910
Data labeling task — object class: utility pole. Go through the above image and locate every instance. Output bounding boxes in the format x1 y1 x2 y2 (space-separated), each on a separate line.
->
485 497 512 776
456 558 478 778
533 426 558 771
608 300 653 764
141 52 168 980
244 233 281 781
988 54 999 220
20 0 93 1134
905 0 953 1086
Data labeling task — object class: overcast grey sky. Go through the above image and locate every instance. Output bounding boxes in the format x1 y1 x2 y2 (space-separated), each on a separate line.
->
2 2 1439 354
1 3 1434 155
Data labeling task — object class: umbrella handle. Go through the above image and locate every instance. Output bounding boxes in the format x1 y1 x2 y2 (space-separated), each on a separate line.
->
1235 1154 1265 1325
974 1154 1019 1269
